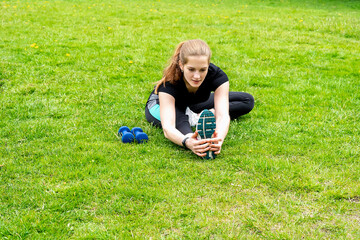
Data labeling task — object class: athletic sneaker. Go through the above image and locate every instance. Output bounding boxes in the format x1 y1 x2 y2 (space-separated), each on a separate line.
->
196 109 216 159
186 107 200 127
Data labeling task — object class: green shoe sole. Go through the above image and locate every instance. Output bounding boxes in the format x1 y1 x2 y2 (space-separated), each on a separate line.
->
196 109 216 159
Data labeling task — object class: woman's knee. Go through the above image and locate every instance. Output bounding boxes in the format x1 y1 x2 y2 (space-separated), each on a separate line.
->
246 93 255 112
229 92 255 119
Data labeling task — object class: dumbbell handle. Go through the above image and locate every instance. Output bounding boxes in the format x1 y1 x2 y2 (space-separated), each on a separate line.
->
131 127 143 135
131 127 148 143
118 126 134 143
119 126 131 135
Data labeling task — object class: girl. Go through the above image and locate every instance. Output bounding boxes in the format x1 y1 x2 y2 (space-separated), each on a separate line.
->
145 39 254 158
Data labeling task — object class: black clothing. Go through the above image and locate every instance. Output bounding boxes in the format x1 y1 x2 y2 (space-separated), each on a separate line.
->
145 92 254 135
156 63 229 111
145 63 254 135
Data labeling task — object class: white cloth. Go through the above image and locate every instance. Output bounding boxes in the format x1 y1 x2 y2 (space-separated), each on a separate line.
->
185 107 200 127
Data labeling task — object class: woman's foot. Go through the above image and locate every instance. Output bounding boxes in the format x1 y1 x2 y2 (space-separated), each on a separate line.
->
196 109 216 159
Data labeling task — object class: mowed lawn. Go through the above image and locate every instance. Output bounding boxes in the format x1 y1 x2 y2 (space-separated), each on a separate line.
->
1 0 359 239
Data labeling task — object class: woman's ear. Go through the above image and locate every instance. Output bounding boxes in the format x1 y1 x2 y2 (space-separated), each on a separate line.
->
179 61 184 72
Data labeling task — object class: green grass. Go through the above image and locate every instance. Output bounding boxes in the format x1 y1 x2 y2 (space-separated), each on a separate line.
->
1 0 360 238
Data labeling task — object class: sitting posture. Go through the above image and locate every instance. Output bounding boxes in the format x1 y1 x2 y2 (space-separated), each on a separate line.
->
145 39 254 158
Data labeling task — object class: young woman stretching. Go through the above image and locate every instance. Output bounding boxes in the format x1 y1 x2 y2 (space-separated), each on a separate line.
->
145 39 254 158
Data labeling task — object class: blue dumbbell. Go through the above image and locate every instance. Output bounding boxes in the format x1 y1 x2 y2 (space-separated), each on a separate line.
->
118 126 135 143
131 127 148 143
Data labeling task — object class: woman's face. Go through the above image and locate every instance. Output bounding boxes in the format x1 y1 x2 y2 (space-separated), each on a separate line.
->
180 55 209 93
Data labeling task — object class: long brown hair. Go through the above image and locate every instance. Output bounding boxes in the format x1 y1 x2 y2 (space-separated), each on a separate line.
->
155 39 212 94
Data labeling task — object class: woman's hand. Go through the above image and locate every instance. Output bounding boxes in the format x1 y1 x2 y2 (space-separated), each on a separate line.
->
209 131 223 155
186 131 211 157
186 131 223 157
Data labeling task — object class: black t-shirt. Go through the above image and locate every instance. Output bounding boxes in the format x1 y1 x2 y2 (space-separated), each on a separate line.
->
156 63 228 110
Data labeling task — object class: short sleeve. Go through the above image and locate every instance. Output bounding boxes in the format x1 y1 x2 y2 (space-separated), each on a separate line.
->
157 82 178 99
208 63 229 91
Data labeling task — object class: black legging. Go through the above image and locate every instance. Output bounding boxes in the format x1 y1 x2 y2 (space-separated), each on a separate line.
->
145 92 254 135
